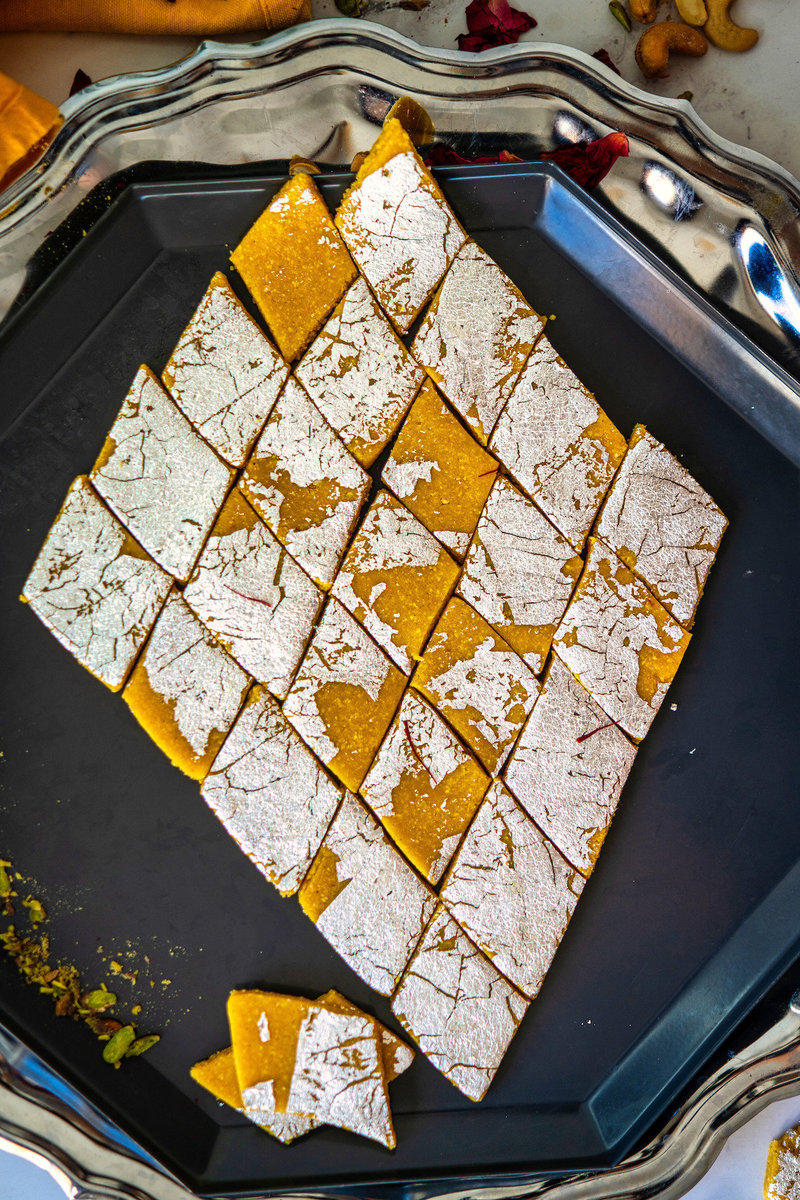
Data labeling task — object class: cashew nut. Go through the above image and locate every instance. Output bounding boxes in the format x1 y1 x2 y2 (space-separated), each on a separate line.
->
675 0 707 26
635 20 708 78
704 0 758 51
629 0 656 24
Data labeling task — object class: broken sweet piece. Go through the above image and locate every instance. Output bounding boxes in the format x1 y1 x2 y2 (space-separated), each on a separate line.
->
90 365 234 582
201 686 342 896
298 791 437 995
412 596 539 775
504 656 637 876
123 591 251 780
190 1046 313 1145
295 275 425 468
240 378 370 590
331 489 460 674
335 118 467 333
360 690 490 885
490 336 627 551
182 489 322 700
553 538 692 742
457 475 583 675
411 240 544 444
392 904 528 1101
316 989 414 1080
283 598 406 792
764 1123 800 1200
595 424 727 628
230 172 357 362
440 780 585 997
161 271 289 467
21 476 172 691
382 380 498 558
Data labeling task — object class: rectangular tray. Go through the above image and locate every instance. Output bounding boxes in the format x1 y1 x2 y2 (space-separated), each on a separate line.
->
1 163 799 1195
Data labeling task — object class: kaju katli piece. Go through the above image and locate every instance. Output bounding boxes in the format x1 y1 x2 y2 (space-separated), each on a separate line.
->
182 489 322 701
504 655 637 876
190 1046 314 1145
201 686 343 897
595 423 728 628
764 1122 800 1200
21 476 172 691
381 379 499 559
295 275 425 468
553 537 692 742
411 239 545 445
440 780 585 998
161 271 289 468
335 117 467 334
457 474 583 675
331 489 460 675
230 172 357 362
90 365 235 582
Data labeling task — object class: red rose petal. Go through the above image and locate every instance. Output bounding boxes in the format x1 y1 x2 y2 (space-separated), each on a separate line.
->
592 48 622 77
540 130 629 189
425 145 523 167
457 0 536 52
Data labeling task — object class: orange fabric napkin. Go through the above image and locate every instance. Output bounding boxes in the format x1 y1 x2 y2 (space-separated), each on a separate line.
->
0 72 61 191
0 0 311 35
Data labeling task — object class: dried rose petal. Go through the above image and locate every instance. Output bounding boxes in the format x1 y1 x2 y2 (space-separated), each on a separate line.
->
592 48 623 76
457 0 536 52
540 130 629 189
425 146 523 167
69 69 92 97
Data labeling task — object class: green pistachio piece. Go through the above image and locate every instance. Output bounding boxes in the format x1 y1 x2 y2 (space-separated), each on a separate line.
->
102 1025 136 1065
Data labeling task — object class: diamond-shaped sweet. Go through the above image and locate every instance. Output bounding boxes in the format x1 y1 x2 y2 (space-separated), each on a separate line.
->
283 598 406 793
295 275 425 468
162 271 289 468
123 591 251 780
391 904 528 1101
595 424 728 628
298 791 437 995
201 686 342 896
90 365 234 582
504 656 637 875
230 173 357 362
413 596 539 774
21 476 172 692
553 538 692 742
490 336 627 551
182 489 322 700
457 475 583 675
335 118 467 334
240 378 370 590
411 240 544 445
382 379 498 558
440 780 585 998
360 690 490 885
331 489 460 674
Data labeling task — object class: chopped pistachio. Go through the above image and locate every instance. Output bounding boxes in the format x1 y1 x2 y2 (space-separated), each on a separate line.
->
103 1025 136 1065
125 1034 160 1058
22 896 47 926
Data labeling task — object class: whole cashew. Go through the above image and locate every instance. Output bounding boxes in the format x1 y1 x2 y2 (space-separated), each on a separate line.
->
635 20 708 77
675 0 707 25
704 0 758 51
630 0 656 23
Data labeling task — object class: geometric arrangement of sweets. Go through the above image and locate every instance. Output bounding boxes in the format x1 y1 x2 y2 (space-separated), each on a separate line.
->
21 110 728 1137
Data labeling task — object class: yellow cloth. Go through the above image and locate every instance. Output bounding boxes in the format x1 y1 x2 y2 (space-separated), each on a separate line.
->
0 72 61 190
0 0 311 34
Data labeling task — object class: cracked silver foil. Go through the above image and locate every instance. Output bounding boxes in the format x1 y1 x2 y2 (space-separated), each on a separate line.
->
411 240 543 445
595 425 728 628
91 365 234 582
300 791 437 996
440 780 585 999
295 275 424 467
286 1005 395 1148
316 989 415 1080
123 590 250 760
182 492 322 700
391 903 528 1102
191 1047 319 1145
22 476 172 691
457 475 582 676
490 337 626 551
331 489 459 674
766 1129 800 1199
553 538 691 742
413 597 539 775
504 656 637 876
360 690 489 885
201 687 342 896
162 271 289 467
336 150 467 334
240 377 370 589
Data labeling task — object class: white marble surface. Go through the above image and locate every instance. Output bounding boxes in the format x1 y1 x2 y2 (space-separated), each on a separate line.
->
0 5 799 1197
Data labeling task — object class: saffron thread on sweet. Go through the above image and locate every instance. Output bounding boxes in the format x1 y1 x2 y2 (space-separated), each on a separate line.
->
223 583 273 608
403 721 439 785
478 466 500 478
576 718 623 744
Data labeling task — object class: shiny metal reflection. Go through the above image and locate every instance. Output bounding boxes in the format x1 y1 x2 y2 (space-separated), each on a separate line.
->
738 223 800 345
641 161 700 221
